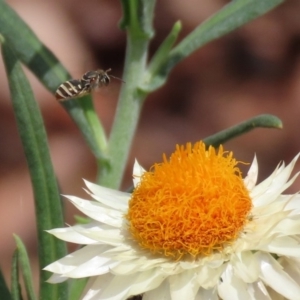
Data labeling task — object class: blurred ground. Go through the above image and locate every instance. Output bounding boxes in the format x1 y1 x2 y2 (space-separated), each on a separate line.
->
1 0 300 294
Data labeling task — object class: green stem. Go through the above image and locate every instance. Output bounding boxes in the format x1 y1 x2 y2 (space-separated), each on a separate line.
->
98 34 148 188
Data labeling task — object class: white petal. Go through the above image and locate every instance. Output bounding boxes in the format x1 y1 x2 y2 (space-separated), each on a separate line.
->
244 156 258 191
133 159 146 187
218 264 252 300
84 180 130 211
101 244 140 259
46 273 68 283
251 155 299 206
44 245 100 273
169 269 199 300
47 223 100 244
273 218 300 235
252 174 298 207
242 210 289 249
196 264 225 289
84 180 129 198
72 225 124 246
65 195 123 227
281 194 300 215
266 288 285 300
251 198 288 216
247 281 271 300
250 164 282 198
109 260 141 275
143 279 171 300
260 236 300 257
257 252 300 299
278 257 300 285
82 274 114 300
231 252 260 283
179 260 204 270
98 269 167 300
110 254 168 274
129 269 168 296
64 256 119 278
44 245 112 277
196 287 218 300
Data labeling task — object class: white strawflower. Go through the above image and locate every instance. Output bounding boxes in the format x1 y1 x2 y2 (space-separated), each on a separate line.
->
44 142 300 300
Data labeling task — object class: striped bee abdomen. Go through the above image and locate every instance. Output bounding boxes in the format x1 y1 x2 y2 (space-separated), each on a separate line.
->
55 79 87 101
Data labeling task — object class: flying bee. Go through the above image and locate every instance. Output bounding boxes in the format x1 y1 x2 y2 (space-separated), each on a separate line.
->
55 69 123 101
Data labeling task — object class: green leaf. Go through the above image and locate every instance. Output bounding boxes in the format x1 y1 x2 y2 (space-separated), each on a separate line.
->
69 278 88 300
13 236 37 300
79 95 108 162
0 1 106 161
0 268 12 300
74 215 91 225
203 114 282 147
1 40 68 300
159 0 284 82
11 251 21 300
141 21 182 93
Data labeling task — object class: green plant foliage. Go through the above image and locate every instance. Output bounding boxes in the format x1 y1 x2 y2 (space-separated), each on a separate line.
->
203 114 283 147
1 40 68 300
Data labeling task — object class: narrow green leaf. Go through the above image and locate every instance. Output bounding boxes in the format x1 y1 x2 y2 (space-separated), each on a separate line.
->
11 251 21 300
1 40 68 300
141 21 182 93
79 95 108 161
162 0 284 78
69 278 88 300
0 268 12 300
203 114 282 147
0 1 106 161
74 215 91 225
13 236 37 300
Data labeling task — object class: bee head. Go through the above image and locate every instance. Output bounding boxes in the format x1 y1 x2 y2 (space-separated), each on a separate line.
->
101 73 111 86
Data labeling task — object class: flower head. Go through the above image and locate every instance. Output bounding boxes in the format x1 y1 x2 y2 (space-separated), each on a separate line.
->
45 141 300 300
127 142 252 259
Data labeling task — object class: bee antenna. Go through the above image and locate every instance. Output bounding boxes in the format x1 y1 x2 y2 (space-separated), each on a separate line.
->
110 75 126 83
106 68 125 83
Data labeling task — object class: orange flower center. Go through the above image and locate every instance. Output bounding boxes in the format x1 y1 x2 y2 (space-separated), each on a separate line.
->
126 142 252 259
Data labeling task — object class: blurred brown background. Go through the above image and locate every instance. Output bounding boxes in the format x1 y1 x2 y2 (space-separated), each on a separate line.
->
1 0 300 292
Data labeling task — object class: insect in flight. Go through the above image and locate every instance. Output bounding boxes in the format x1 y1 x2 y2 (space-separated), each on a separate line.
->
55 69 124 101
